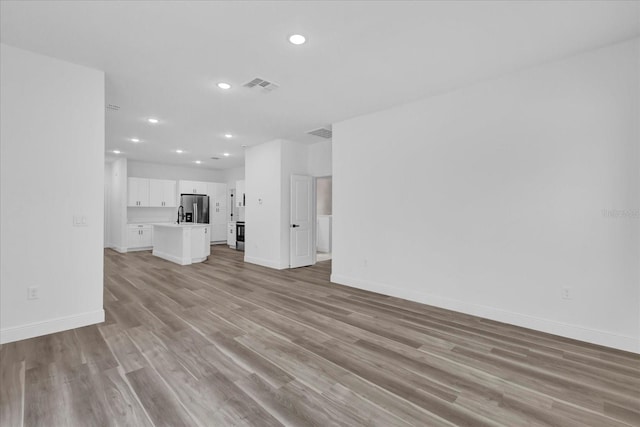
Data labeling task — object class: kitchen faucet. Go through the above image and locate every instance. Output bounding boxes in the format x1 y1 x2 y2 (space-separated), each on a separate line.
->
177 205 184 223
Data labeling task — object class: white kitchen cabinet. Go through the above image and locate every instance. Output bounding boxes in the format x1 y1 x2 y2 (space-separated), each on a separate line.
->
227 222 236 248
190 226 206 259
236 180 245 207
188 225 211 258
179 180 208 195
205 226 212 256
207 182 228 204
127 224 153 250
207 182 228 242
153 224 210 265
164 180 177 207
149 179 177 207
127 178 150 207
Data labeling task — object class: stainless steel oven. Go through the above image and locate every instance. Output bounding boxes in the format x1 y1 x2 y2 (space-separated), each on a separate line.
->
236 221 245 251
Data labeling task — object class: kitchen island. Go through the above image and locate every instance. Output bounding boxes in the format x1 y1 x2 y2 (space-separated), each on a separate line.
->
152 223 211 265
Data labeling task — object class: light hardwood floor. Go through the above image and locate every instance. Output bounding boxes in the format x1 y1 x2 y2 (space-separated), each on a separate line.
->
1 246 639 426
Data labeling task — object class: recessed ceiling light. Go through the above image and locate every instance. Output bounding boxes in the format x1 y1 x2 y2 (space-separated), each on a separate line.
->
130 138 140 143
195 160 201 164
175 149 183 154
224 133 233 138
289 34 306 45
217 82 231 90
113 150 121 154
148 118 159 124
223 153 230 157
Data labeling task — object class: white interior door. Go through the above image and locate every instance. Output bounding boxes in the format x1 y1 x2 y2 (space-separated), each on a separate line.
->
290 174 315 268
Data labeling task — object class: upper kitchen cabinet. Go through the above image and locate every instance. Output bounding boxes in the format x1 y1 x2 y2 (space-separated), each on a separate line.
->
179 180 207 195
236 180 245 207
206 182 227 207
149 179 177 207
127 177 150 207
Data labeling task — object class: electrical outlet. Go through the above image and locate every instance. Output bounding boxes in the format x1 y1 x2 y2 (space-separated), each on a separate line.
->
27 286 39 300
561 287 571 300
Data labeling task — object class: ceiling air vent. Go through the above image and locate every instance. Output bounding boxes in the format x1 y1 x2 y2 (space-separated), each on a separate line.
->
307 127 332 139
106 104 120 111
243 77 279 93
210 156 220 160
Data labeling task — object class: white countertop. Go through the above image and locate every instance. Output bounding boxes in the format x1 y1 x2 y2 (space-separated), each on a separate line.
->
152 223 210 228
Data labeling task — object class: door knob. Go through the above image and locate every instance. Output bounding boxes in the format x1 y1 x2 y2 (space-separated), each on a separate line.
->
291 224 300 228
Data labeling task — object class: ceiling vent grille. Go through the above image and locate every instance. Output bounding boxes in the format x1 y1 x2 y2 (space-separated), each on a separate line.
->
106 104 120 111
210 156 220 160
243 77 279 93
307 127 332 139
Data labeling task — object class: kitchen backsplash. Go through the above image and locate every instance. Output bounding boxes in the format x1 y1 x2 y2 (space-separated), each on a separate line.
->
128 207 176 224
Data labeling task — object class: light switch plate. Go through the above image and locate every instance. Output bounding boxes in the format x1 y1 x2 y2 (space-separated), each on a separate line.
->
73 215 88 226
27 286 39 300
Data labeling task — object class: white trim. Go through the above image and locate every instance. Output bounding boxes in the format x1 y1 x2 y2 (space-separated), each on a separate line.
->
127 246 153 252
152 249 189 265
0 309 105 344
330 274 639 354
151 249 208 266
244 256 288 270
113 246 128 253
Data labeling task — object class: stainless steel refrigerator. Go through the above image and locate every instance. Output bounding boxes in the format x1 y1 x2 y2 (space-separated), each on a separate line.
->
180 194 209 224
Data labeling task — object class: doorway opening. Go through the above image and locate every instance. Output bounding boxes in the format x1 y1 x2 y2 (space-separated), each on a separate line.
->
316 176 332 262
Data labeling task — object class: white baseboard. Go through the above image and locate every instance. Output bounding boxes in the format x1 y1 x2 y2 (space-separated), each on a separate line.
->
152 249 189 265
113 246 128 253
0 309 105 344
127 246 153 252
330 274 639 354
245 256 288 270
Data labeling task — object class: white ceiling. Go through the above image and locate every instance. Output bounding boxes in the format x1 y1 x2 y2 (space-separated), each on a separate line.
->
1 1 638 169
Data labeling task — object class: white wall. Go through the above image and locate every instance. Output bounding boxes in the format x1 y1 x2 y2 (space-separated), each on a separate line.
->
223 166 245 187
128 160 225 182
308 140 332 177
0 44 105 343
317 177 332 215
244 139 309 269
245 140 284 268
332 39 640 353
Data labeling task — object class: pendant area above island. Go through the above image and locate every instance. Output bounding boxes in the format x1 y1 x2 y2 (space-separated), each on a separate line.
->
152 223 211 265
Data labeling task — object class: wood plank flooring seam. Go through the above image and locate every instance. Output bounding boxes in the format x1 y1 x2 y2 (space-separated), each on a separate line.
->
5 247 637 426
125 329 203 427
410 345 639 427
232 326 482 427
